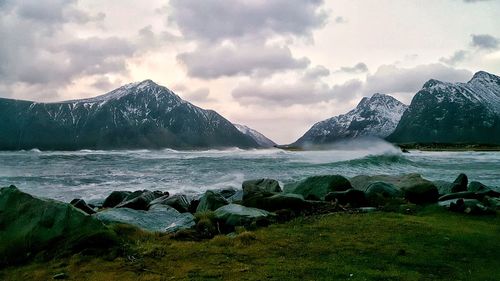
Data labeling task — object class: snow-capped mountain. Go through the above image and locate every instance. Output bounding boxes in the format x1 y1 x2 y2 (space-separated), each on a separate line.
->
387 71 500 144
293 93 408 146
0 80 259 150
233 124 276 147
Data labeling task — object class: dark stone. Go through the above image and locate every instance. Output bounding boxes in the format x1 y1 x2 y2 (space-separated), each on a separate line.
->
188 199 200 214
219 188 237 199
153 190 168 199
116 191 156 210
243 193 308 212
0 186 117 266
242 179 282 196
324 189 367 207
149 194 190 213
452 173 468 192
70 199 96 215
102 191 131 208
284 175 352 200
365 182 403 206
434 180 459 196
196 190 229 213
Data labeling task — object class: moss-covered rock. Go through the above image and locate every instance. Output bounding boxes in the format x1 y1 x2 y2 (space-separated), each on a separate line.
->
284 175 352 200
0 186 117 266
365 182 403 206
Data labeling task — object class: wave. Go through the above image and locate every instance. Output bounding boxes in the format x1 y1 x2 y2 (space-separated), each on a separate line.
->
335 153 416 167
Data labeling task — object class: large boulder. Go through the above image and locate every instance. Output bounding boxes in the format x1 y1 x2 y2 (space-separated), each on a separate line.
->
452 173 468 193
351 174 438 204
448 199 494 215
243 193 308 212
0 186 117 265
213 204 274 227
468 181 491 193
242 179 282 196
94 205 195 233
365 182 403 206
324 189 367 207
284 175 352 200
116 190 157 210
102 191 131 208
149 194 190 213
196 190 229 213
70 199 96 215
434 180 457 196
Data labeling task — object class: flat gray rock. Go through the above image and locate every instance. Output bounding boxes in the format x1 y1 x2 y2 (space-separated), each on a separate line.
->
94 205 194 233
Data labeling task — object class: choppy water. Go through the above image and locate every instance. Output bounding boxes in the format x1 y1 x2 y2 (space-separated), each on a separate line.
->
0 140 499 202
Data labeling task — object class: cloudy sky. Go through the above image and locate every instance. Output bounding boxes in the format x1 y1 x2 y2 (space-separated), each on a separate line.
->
1 0 499 144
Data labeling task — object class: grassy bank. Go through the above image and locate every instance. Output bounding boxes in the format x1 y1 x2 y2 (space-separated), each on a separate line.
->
1 207 499 281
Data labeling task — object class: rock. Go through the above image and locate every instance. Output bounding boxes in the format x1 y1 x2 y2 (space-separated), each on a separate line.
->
449 199 494 215
324 189 367 207
196 190 229 213
227 190 244 203
102 191 131 208
468 181 492 193
401 180 439 204
243 193 309 212
452 173 468 192
86 198 104 209
219 188 237 199
116 191 157 210
284 175 352 200
213 204 275 227
434 180 458 196
351 174 438 204
438 191 479 201
484 197 500 210
365 182 403 206
70 199 96 215
242 179 282 196
0 186 117 265
188 199 200 213
94 205 195 233
149 194 190 213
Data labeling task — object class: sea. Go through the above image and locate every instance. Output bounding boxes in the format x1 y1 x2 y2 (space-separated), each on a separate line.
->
1 140 499 202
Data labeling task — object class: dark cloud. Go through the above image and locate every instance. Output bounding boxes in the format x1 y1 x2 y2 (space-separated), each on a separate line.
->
364 63 472 94
338 62 369 73
471 34 499 49
169 0 327 42
439 50 468 66
177 43 310 79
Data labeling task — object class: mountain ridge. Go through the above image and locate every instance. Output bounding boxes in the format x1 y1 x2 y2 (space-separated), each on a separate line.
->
292 93 407 147
0 80 260 150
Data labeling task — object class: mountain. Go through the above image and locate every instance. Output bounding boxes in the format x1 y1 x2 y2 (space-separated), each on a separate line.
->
233 124 276 147
293 93 407 146
0 80 260 150
387 71 500 144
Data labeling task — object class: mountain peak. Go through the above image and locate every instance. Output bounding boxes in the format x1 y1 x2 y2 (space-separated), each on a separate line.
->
469 71 499 83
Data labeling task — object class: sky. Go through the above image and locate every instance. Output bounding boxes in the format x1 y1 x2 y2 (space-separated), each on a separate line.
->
1 0 499 144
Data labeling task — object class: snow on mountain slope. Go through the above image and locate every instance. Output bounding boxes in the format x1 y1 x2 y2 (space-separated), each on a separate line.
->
234 124 276 147
0 80 260 150
387 71 500 144
293 94 407 146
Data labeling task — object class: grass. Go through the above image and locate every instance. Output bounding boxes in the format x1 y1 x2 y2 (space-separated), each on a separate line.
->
0 207 499 281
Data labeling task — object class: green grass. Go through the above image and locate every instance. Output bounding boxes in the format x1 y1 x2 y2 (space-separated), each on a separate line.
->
1 208 499 281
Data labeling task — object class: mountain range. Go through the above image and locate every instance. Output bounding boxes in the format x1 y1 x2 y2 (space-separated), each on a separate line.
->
0 80 271 150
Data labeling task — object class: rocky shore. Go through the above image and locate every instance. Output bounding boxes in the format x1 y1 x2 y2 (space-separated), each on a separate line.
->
1 173 499 268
